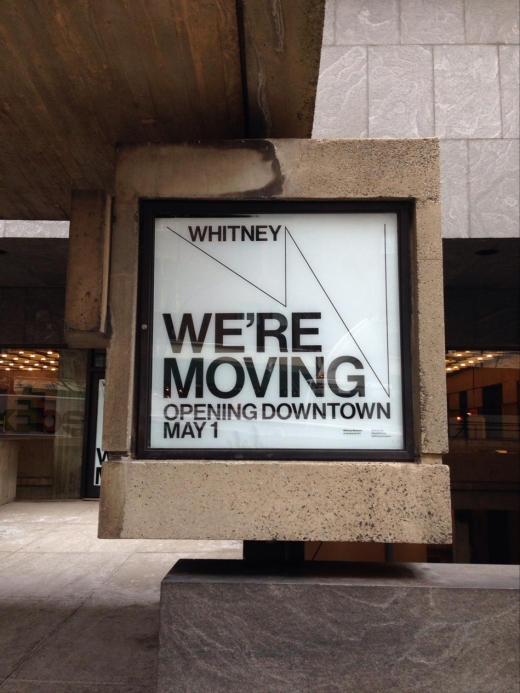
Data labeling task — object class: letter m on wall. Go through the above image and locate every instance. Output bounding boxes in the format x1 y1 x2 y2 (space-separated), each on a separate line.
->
163 358 203 398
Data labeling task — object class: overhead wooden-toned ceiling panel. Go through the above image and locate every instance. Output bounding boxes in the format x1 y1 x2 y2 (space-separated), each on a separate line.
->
0 0 324 220
241 0 325 138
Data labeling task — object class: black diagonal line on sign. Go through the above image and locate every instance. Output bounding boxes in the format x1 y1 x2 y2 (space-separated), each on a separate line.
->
285 227 390 398
284 225 287 307
383 224 390 397
167 227 287 307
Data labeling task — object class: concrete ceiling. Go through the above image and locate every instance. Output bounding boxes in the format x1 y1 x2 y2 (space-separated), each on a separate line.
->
0 239 68 287
443 239 520 290
0 0 324 221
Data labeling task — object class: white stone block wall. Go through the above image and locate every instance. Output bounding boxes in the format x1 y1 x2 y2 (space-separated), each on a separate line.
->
314 0 519 238
0 219 69 238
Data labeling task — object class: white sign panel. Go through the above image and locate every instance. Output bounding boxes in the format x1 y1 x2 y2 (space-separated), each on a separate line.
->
148 212 405 452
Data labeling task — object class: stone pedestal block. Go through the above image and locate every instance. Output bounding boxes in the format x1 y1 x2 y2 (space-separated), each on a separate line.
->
158 560 519 693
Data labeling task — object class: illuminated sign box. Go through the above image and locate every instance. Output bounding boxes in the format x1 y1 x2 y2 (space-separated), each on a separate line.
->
137 201 414 460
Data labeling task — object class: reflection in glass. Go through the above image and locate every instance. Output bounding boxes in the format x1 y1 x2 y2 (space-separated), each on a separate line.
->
0 348 87 499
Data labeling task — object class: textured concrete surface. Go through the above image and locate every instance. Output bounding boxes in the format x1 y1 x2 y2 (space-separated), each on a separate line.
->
0 501 241 692
104 136 444 457
99 460 452 543
158 559 520 693
314 0 519 240
0 442 18 506
100 137 449 542
65 191 111 349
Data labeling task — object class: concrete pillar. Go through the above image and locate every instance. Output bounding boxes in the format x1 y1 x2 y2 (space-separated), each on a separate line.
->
0 440 18 505
65 190 112 348
52 349 88 499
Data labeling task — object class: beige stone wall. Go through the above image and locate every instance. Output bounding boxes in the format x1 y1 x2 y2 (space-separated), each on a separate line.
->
100 459 451 542
99 138 451 542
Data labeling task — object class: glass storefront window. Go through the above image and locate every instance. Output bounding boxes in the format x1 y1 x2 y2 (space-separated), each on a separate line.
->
446 350 519 452
0 348 88 499
445 349 519 565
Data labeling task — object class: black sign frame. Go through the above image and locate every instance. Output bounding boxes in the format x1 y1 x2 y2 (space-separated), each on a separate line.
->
136 199 415 461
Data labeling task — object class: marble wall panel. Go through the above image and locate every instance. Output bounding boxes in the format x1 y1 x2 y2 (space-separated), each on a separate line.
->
440 140 470 238
400 0 465 44
434 46 502 139
499 45 520 139
312 47 367 138
3 220 69 238
368 46 434 138
465 0 520 44
322 0 335 45
335 0 399 45
469 139 520 237
158 562 520 693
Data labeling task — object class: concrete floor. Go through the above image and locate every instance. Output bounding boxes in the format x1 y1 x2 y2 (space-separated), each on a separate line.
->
0 500 242 692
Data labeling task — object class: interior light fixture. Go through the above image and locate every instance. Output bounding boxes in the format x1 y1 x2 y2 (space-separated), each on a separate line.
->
495 450 508 454
47 351 52 355
486 354 493 358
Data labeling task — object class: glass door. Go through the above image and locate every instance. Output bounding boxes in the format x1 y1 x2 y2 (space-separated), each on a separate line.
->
83 351 106 499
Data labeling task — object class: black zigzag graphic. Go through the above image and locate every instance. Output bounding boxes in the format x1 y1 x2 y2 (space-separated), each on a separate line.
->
167 227 287 307
167 224 391 396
